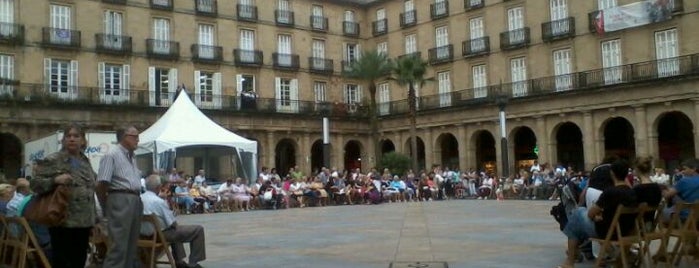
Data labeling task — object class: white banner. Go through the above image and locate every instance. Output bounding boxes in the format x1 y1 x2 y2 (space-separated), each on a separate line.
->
595 0 673 33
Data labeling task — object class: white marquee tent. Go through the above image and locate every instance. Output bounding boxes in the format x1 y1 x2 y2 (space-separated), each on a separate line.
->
137 91 257 178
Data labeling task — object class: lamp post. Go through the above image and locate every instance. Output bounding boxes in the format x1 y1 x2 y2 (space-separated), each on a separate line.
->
495 94 509 178
321 102 331 168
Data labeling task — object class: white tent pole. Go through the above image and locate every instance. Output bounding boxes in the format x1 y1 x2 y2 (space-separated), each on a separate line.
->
153 143 159 174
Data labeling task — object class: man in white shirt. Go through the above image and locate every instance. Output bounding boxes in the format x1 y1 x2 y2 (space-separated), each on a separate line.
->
193 169 206 186
258 167 270 182
141 175 206 268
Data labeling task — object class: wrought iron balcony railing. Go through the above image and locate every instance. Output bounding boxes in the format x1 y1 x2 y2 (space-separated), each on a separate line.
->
343 21 360 37
0 22 24 45
191 44 223 63
462 37 489 58
428 45 453 65
464 0 484 10
400 10 417 28
237 4 258 22
146 39 180 60
499 27 530 50
234 49 263 66
95 34 132 55
372 19 387 36
542 17 575 42
150 0 173 10
310 16 328 32
41 27 81 49
397 52 421 60
273 53 300 71
431 1 449 20
341 60 357 73
308 57 334 74
275 10 295 27
102 0 127 4
195 0 217 17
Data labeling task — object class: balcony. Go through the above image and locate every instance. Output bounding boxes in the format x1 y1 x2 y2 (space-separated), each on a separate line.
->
372 19 387 37
400 10 417 28
234 49 263 67
542 17 575 42
499 27 530 51
464 0 484 10
95 34 132 55
102 0 127 4
41 27 81 50
672 0 684 13
273 53 300 71
146 39 179 60
398 51 421 60
191 44 223 63
150 0 173 10
341 60 357 73
275 10 295 27
428 45 453 65
0 22 24 45
308 57 334 75
310 16 328 32
195 0 217 17
431 1 449 20
237 4 258 22
343 21 360 37
462 37 490 58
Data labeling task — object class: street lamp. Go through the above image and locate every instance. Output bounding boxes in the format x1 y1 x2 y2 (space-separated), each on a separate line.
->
495 93 509 178
320 102 331 168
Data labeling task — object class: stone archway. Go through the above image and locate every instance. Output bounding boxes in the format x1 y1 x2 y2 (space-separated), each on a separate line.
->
404 137 426 171
472 130 496 173
0 133 22 180
380 139 396 155
310 139 325 174
344 140 363 172
555 122 584 171
436 133 459 169
656 111 695 170
275 138 297 177
603 117 636 161
512 127 538 171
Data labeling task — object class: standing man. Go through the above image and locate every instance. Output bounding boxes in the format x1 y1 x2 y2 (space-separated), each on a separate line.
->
97 126 143 268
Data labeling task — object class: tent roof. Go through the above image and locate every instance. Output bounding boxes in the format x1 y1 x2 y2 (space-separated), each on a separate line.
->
137 91 257 154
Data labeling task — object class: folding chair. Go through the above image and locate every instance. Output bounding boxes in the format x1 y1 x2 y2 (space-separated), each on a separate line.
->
665 201 699 266
636 202 668 268
590 204 644 268
0 215 7 263
88 223 110 266
138 214 177 268
2 217 51 268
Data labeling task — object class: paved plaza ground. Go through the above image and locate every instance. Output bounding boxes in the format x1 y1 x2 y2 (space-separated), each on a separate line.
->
177 199 615 268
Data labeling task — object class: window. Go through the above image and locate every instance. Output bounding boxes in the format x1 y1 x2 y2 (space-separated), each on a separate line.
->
239 0 255 18
152 18 170 53
0 54 13 95
236 74 256 110
50 5 71 44
103 11 123 49
472 65 487 98
550 0 569 35
655 28 678 77
435 26 449 59
344 84 362 112
601 39 622 84
239 29 255 62
375 8 386 32
507 7 525 43
195 71 221 109
469 17 486 52
275 77 298 113
312 39 325 69
598 0 617 10
98 63 130 104
405 34 417 54
148 67 178 107
553 49 572 91
378 82 390 115
311 5 324 29
438 71 451 107
0 0 13 25
344 10 355 22
198 24 215 58
277 34 292 66
197 0 215 13
377 42 388 56
344 43 360 63
404 0 415 24
44 58 78 99
434 0 447 16
510 57 527 97
277 0 292 23
314 81 326 103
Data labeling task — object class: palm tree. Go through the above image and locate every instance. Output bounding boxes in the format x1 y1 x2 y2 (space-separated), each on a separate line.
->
344 50 393 167
392 54 429 173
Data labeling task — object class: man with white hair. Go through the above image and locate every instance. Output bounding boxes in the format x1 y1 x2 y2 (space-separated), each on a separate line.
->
141 175 206 268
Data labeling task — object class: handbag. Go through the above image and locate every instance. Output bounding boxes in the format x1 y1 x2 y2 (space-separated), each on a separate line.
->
23 184 71 226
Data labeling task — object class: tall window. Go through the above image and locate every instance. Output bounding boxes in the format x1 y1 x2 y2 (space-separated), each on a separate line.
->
50 5 71 44
435 26 449 59
405 34 417 54
198 24 215 58
277 34 292 66
655 28 678 77
469 17 485 52
438 71 451 107
472 65 487 98
277 0 291 23
311 5 324 29
344 84 361 112
103 11 123 49
598 0 617 10
314 81 326 103
238 0 255 18
312 39 325 68
434 0 447 15
507 7 524 43
404 0 415 24
376 8 386 32
44 58 78 99
601 39 622 84
275 77 298 113
239 29 255 62
510 57 527 97
197 0 215 13
0 0 13 25
344 43 360 63
98 63 130 104
553 49 572 91
195 71 221 109
148 67 177 106
550 0 569 35
378 82 390 115
0 54 13 95
236 73 256 110
344 10 357 33
377 41 388 56
152 18 170 53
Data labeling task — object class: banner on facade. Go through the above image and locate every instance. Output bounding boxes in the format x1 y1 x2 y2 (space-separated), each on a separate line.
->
594 0 673 34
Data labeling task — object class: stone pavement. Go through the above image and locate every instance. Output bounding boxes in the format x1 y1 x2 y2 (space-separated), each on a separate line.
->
174 200 681 268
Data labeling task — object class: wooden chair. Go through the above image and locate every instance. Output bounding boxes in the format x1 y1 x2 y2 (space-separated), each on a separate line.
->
0 215 8 264
138 214 177 268
88 223 110 266
636 202 668 268
590 204 644 268
2 217 51 268
664 201 699 266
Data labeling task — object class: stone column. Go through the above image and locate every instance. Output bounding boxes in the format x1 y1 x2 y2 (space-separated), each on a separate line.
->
582 111 596 171
694 99 699 157
457 124 469 171
301 132 310 174
423 127 433 170
334 133 345 171
633 104 649 157
394 131 402 154
535 116 549 165
266 131 275 169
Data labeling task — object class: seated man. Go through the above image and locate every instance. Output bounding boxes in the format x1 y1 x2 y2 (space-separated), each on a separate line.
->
557 159 638 268
662 158 699 222
174 181 196 214
141 175 206 268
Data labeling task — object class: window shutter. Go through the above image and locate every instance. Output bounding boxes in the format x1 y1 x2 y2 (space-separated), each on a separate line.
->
43 58 51 92
169 68 178 94
236 74 243 94
123 64 130 102
213 72 221 108
148 67 155 106
274 77 281 110
356 44 362 59
342 42 347 61
290 78 298 112
343 85 348 103
194 70 201 106
357 85 363 103
69 60 78 99
98 62 105 102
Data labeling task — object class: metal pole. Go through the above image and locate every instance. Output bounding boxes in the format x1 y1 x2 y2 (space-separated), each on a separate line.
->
322 117 330 168
499 103 509 178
